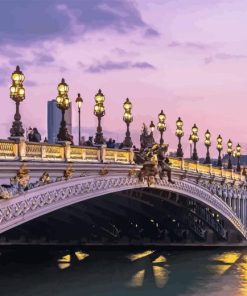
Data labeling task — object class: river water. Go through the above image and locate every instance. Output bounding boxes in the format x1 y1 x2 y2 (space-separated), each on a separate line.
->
0 247 247 296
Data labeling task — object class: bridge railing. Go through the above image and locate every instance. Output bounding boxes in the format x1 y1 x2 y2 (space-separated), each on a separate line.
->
0 140 19 160
0 139 134 164
0 139 244 180
169 157 244 182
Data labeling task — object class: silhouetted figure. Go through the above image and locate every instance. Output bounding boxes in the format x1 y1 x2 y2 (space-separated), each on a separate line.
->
85 136 94 147
68 134 74 145
28 127 41 142
106 138 115 148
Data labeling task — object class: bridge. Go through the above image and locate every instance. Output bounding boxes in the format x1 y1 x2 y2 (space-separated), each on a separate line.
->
0 139 247 246
0 66 246 246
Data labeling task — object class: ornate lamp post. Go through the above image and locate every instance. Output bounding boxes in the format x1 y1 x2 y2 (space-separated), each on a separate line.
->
189 134 193 158
204 129 211 164
10 66 25 138
150 121 155 135
191 124 199 161
56 78 71 142
217 135 223 167
176 117 184 157
227 139 233 169
75 93 83 145
157 110 166 145
122 98 133 148
94 89 105 145
236 143 241 172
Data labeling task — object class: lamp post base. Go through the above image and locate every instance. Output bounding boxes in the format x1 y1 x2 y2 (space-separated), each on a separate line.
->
57 127 71 143
10 120 25 138
204 157 211 164
95 132 104 145
123 138 133 148
217 153 222 167
176 143 184 158
192 152 198 161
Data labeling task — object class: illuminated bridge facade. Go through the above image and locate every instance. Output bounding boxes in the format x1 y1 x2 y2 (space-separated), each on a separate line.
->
0 139 247 245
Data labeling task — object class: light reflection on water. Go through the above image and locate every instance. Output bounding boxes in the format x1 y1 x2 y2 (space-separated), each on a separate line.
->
0 248 247 295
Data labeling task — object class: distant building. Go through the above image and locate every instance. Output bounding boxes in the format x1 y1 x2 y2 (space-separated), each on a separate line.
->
47 100 72 143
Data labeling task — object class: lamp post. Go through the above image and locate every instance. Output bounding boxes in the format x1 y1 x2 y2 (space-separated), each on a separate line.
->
204 129 211 164
9 66 25 138
176 117 184 157
150 121 155 135
75 93 83 145
227 139 233 170
123 98 133 148
189 134 193 158
56 78 71 142
236 143 241 172
191 124 199 161
217 135 223 167
94 89 105 145
157 110 166 145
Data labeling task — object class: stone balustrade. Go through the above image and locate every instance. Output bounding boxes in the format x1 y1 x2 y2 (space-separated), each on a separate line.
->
0 139 244 182
0 139 134 164
169 157 244 182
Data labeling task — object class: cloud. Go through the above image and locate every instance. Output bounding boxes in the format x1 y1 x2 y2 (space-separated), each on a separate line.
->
132 62 155 69
25 80 38 87
0 0 70 45
0 64 12 85
0 0 156 45
168 41 212 51
144 28 160 38
112 48 138 57
86 60 156 73
204 53 247 64
7 52 55 69
34 53 55 65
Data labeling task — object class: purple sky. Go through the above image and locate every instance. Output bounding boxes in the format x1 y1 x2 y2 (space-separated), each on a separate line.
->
0 0 247 157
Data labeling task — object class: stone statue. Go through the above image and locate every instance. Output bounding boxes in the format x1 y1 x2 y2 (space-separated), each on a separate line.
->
136 143 175 185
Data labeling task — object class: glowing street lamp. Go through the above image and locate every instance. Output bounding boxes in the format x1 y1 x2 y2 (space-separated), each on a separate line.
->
204 129 211 164
191 124 199 161
157 110 166 145
176 117 184 157
9 66 25 138
56 78 71 142
236 143 241 172
227 139 233 170
75 93 83 145
94 89 105 145
217 135 223 167
122 98 133 148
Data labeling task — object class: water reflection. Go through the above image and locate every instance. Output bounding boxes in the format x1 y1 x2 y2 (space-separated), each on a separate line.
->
128 270 145 287
1 248 247 295
208 251 241 275
57 251 89 269
152 266 168 288
127 250 155 261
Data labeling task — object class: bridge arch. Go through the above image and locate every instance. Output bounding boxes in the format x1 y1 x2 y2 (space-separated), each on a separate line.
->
0 175 246 238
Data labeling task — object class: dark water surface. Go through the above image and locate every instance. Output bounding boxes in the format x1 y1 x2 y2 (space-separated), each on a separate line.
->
0 247 247 296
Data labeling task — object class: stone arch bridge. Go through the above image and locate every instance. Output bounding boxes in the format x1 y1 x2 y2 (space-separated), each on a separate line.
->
0 140 247 245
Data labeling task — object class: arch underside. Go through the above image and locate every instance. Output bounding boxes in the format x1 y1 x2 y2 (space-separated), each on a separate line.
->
0 175 246 244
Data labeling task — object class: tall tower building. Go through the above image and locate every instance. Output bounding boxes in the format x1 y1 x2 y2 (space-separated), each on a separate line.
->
47 100 72 143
